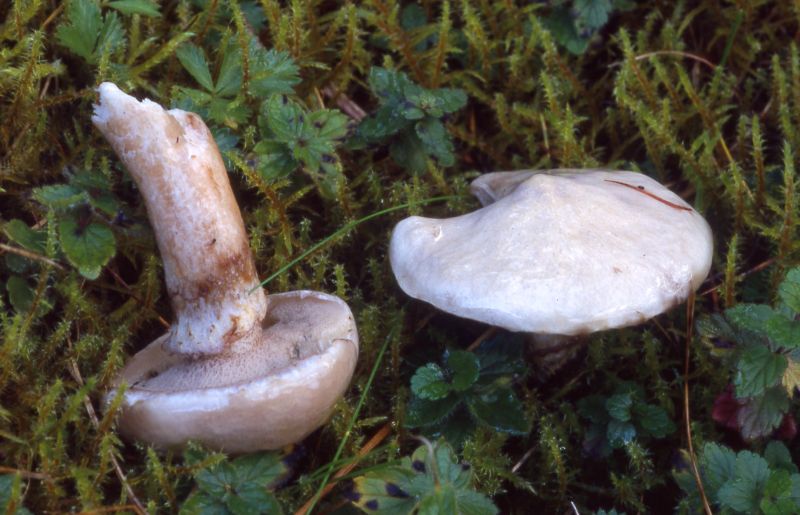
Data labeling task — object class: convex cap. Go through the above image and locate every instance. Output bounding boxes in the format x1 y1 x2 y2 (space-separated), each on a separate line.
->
390 169 713 335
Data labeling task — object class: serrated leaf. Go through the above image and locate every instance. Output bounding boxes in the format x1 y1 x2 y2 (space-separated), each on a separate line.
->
58 217 115 279
737 386 790 440
215 41 243 97
411 363 451 400
726 303 775 340
701 443 737 498
415 118 456 166
606 419 636 448
605 393 633 422
33 184 87 210
248 41 300 98
3 220 45 253
351 467 418 514
544 6 590 55
735 345 787 398
474 335 526 379
766 315 800 350
390 131 428 174
6 276 34 313
176 44 214 92
632 403 675 438
466 387 528 434
778 268 800 314
717 451 771 512
56 0 102 60
764 441 798 474
575 0 613 29
405 394 460 427
107 0 161 17
446 351 479 391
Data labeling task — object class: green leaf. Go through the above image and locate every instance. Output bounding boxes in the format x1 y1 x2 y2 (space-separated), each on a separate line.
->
56 0 102 60
766 315 800 350
701 443 737 499
176 44 214 92
778 268 800 313
575 0 614 29
406 394 460 427
737 386 790 440
248 41 300 98
58 216 115 280
474 335 527 379
760 469 794 515
390 131 428 174
185 452 287 515
215 41 243 97
6 276 34 313
107 0 161 17
605 393 633 422
3 220 46 253
33 184 86 210
411 363 451 400
446 351 480 392
415 118 456 166
349 441 497 515
606 419 636 448
544 6 590 55
764 441 798 473
718 451 771 512
631 403 675 438
726 303 776 340
466 387 528 434
735 345 787 398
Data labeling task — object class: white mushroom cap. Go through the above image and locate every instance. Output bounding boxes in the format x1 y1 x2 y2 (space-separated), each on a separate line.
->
111 291 358 453
390 169 713 335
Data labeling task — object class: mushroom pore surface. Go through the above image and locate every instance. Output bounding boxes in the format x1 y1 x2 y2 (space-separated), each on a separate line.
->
389 169 713 335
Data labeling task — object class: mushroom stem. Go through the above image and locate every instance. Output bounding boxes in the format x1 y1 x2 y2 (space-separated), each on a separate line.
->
92 83 267 355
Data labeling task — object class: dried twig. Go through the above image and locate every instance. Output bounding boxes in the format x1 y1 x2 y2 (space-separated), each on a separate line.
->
66 356 146 515
321 86 367 121
0 242 65 270
0 466 54 483
683 293 713 515
295 423 392 515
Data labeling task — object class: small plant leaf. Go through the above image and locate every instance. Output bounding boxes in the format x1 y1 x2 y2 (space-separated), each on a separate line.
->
765 315 800 350
58 216 115 280
726 303 775 340
701 443 737 498
737 386 790 440
406 394 460 427
763 441 798 474
466 387 528 434
411 363 451 400
3 220 46 253
605 393 633 422
446 351 480 392
606 419 636 448
575 0 614 29
56 0 103 60
176 44 214 92
778 268 800 314
6 276 35 313
781 359 800 397
248 41 300 97
735 345 787 398
717 451 770 513
632 403 675 438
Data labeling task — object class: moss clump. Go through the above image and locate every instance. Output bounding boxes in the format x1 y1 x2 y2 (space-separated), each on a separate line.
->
1 1 799 513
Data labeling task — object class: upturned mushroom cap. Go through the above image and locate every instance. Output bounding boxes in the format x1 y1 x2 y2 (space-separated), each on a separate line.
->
94 83 359 452
390 169 713 335
112 291 358 452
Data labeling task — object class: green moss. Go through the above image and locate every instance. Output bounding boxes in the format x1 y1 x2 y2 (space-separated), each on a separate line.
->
2 1 800 513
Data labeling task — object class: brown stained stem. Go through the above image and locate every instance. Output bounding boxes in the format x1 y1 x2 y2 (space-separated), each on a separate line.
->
66 353 145 515
294 423 392 515
683 293 713 515
0 243 65 270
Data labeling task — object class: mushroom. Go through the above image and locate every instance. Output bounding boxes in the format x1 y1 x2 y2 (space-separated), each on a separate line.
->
93 83 358 452
389 169 712 361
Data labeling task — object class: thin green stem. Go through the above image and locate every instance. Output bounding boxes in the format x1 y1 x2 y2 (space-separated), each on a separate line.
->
250 195 463 292
304 328 395 514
